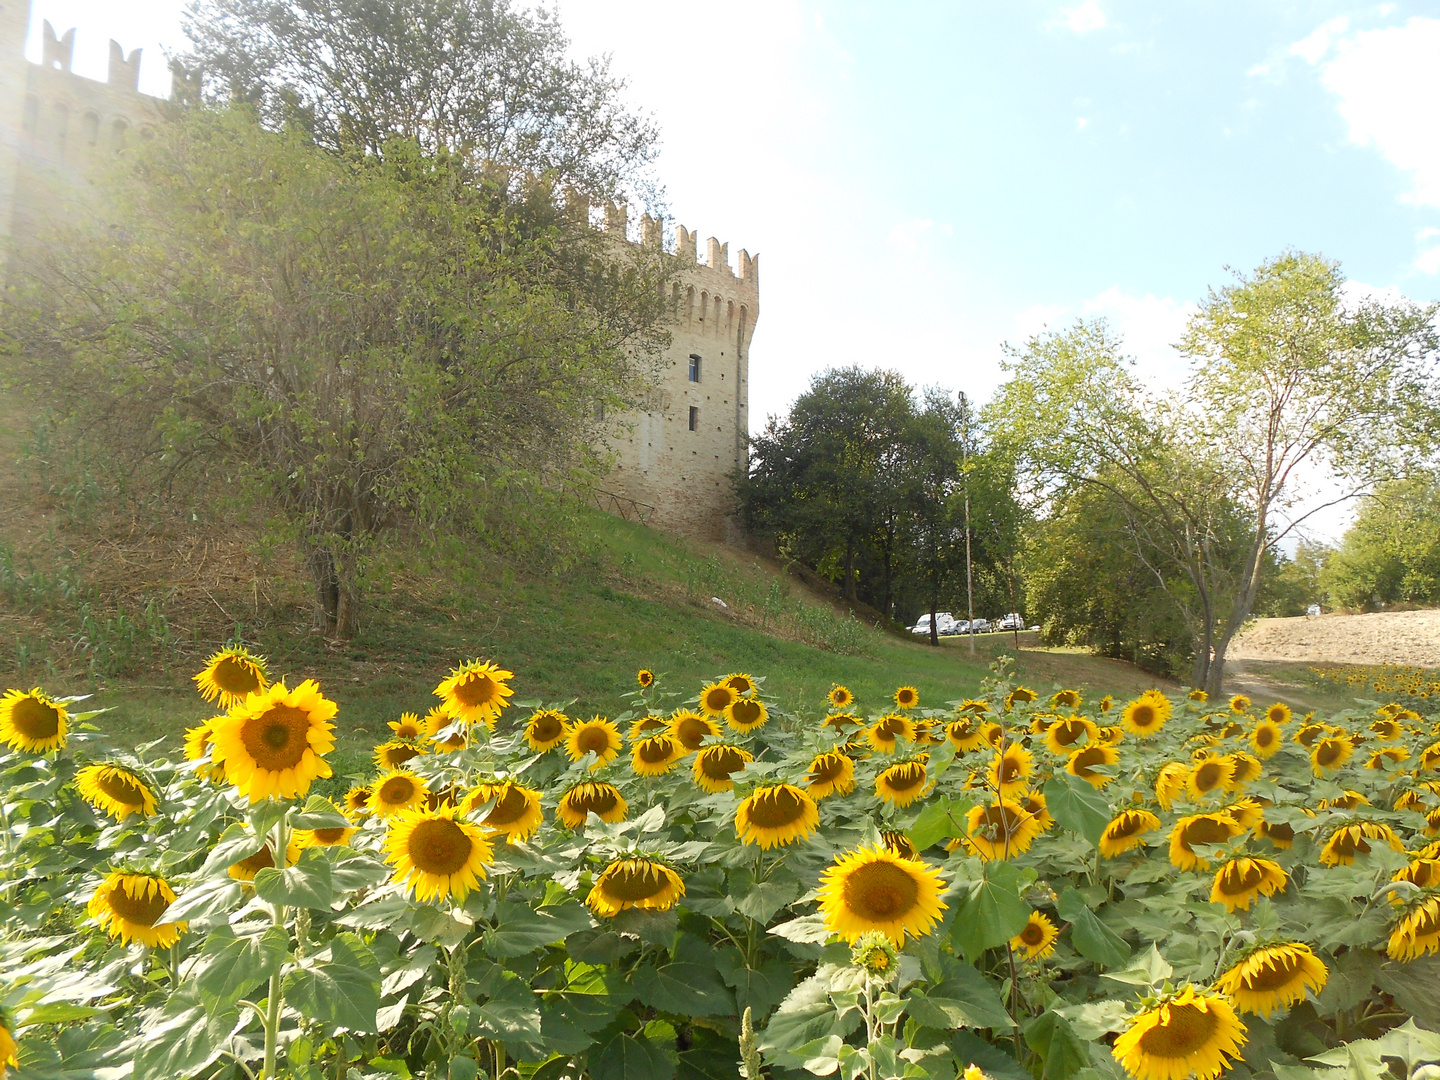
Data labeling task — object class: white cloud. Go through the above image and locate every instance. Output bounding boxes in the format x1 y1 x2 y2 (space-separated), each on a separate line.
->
1051 1 1107 34
1011 288 1197 390
1288 16 1349 64
1076 116 1090 130
1416 247 1440 275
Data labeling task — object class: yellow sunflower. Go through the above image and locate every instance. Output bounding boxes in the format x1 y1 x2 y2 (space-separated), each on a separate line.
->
1168 813 1243 871
557 781 629 827
1068 743 1120 788
631 733 685 777
989 744 1035 797
388 711 436 740
669 709 720 751
637 669 655 689
726 697 769 733
1294 722 1327 748
433 659 514 726
1255 820 1295 850
692 744 754 794
0 687 69 753
1098 695 1115 713
1367 747 1410 770
829 685 856 709
374 738 427 772
384 807 493 903
75 764 158 821
1229 695 1252 715
1371 717 1404 741
565 717 623 771
947 718 987 752
1188 689 1209 703
295 824 357 848
1311 735 1355 776
1099 809 1162 858
1264 702 1292 726
1187 756 1236 800
524 709 570 752
192 645 268 707
1223 798 1267 830
1112 986 1247 1080
228 839 301 881
1422 742 1440 771
868 714 916 753
433 725 467 753
824 711 864 734
87 872 186 948
0 1016 15 1075
724 672 758 695
1319 821 1404 867
1011 912 1059 960
1250 720 1283 759
894 686 920 710
368 770 429 818
1044 717 1098 755
343 784 372 820
629 714 669 741
1004 687 1038 710
806 750 856 798
817 844 947 945
1209 857 1288 912
1388 897 1440 961
981 722 1006 749
1393 859 1440 898
876 760 930 807
1052 689 1083 710
1019 791 1055 832
1321 790 1369 812
965 800 1044 859
699 681 738 717
1121 691 1172 737
208 680 336 803
880 830 919 860
736 784 820 849
1155 762 1189 811
462 781 544 842
1225 752 1262 785
587 857 685 917
1216 944 1328 1017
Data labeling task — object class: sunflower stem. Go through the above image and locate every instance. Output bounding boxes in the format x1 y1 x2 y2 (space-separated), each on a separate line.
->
261 813 291 1080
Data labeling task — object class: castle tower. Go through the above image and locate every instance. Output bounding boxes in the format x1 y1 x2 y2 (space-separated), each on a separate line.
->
0 0 31 262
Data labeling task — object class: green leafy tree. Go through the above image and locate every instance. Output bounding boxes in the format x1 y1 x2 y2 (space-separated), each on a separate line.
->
1322 474 1440 609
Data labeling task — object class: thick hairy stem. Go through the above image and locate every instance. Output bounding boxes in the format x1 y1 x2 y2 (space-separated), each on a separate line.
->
262 815 291 1080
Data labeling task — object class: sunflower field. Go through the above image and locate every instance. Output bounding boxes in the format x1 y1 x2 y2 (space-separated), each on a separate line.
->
4 652 1440 1080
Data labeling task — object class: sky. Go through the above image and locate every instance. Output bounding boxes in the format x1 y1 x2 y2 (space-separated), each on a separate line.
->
19 0 1440 539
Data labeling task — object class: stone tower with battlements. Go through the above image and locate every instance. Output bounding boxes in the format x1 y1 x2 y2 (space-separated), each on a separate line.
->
0 0 757 543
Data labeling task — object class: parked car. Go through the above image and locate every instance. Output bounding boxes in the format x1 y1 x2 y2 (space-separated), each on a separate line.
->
909 612 958 636
996 613 1026 631
944 619 969 635
968 618 991 634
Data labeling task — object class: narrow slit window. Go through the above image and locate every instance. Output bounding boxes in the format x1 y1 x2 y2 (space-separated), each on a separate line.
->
688 354 701 382
688 406 698 431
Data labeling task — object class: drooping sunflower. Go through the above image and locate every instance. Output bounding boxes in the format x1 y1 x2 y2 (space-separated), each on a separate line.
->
0 687 69 753
1319 821 1404 867
1011 911 1059 960
1209 857 1288 912
388 712 436 740
693 744 754 793
637 669 655 689
586 857 685 917
1294 722 1327 748
736 784 820 849
1099 809 1162 858
295 824 357 848
1216 943 1328 1017
1225 752 1263 785
724 672 758 696
947 717 987 753
1121 691 1172 737
1367 747 1410 770
432 725 467 753
1255 819 1296 850
343 784 372 820
1388 897 1440 961
669 709 720 750
1321 790 1370 812
1422 743 1440 772
631 733 684 777
75 764 158 821
1044 717 1098 755
524 709 569 752
1393 859 1440 896
965 800 1044 859
228 840 301 881
557 781 629 827
806 750 856 798
1098 695 1115 713
818 844 947 945
1223 797 1267 830
1229 695 1252 716
1395 789 1427 813
1068 743 1119 788
1250 720 1283 759
462 781 544 842
1155 762 1189 811
868 714 916 753
1168 813 1244 871
1187 756 1236 800
1019 790 1055 832
1004 687 1037 710
1311 735 1354 776
989 744 1035 797
87 872 186 948
980 722 1006 749
876 760 930 807
368 770 429 818
1188 689 1209 703
374 738 427 772
192 645 268 707
894 686 920 710
427 785 463 811
209 680 336 803
881 829 919 860
628 715 669 741
823 711 864 734
726 697 769 733
699 681 738 717
1370 717 1404 741
183 716 221 770
1112 986 1247 1080
565 717 623 771
829 685 856 710
383 806 493 903
433 659 515 726
1052 689 1083 710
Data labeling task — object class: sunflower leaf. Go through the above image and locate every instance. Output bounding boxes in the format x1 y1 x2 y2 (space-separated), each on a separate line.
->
909 797 965 852
283 932 381 1033
633 960 734 1018
1058 888 1130 968
591 1031 677 1080
1042 774 1110 846
131 1000 243 1080
482 901 594 958
195 924 289 1008
254 848 334 910
1025 1012 1089 1080
949 862 1032 962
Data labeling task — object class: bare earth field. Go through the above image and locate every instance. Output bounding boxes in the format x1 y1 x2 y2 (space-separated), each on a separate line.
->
1230 609 1440 667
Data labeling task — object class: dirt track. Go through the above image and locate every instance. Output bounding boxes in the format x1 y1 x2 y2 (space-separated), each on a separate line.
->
1229 609 1440 667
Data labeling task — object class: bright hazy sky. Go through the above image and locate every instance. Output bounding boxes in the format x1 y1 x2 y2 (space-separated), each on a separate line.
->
21 1 1440 538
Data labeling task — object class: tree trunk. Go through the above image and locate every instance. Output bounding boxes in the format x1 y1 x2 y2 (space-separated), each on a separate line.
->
843 540 858 602
929 580 939 648
305 543 361 639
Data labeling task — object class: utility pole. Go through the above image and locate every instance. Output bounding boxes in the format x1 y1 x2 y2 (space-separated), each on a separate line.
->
960 392 975 656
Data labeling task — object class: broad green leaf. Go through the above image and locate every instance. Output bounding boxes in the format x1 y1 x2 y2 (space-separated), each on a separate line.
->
196 924 289 1007
714 950 796 1021
283 932 381 1033
339 895 415 932
735 872 801 924
1043 774 1111 846
758 966 858 1058
328 850 391 893
291 797 350 830
163 877 244 927
768 914 831 944
472 963 544 1046
1374 958 1440 1030
1101 945 1172 990
591 1031 676 1080
633 961 735 1018
1058 889 1130 968
909 797 965 852
254 848 334 910
132 1003 241 1080
539 992 625 1055
950 862 1032 961
904 956 1013 1030
481 901 594 958
951 1032 1033 1080
1026 1012 1090 1080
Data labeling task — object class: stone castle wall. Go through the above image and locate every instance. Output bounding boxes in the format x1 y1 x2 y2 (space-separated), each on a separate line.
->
0 0 756 543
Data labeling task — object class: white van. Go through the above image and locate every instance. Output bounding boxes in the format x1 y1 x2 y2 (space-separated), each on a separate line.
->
910 612 958 636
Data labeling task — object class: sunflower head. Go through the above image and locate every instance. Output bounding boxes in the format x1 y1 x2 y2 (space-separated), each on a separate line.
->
726 697 769 733
637 669 656 689
894 686 920 710
876 760 930 807
964 799 1044 859
87 871 186 948
829 685 855 709
1099 809 1162 858
947 718 986 753
989 743 1035 796
1112 985 1248 1080
1210 857 1288 912
565 717 623 771
228 839 301 881
1121 691 1171 737
1188 688 1209 703
0 687 69 753
587 856 685 917
736 784 820 849
1228 694 1252 715
75 764 158 821
1098 695 1115 713
462 781 544 841
374 738 427 772
817 844 947 945
1310 735 1355 775
823 711 863 734
632 733 684 776
724 672 758 695
192 645 269 707
850 930 901 979
668 709 718 751
557 781 629 828
296 824 358 848
868 714 916 753
692 744 753 793
1216 943 1328 1017
805 750 856 798
628 714 669 741
388 712 435 740
1389 897 1440 961
697 681 738 717
434 659 515 726
1011 911 1059 960
343 784 373 819
1068 743 1119 788
1188 756 1237 799
368 770 429 818
525 709 570 752
1168 813 1244 871
1051 689 1082 710
1004 687 1037 710
384 806 494 902
210 680 337 804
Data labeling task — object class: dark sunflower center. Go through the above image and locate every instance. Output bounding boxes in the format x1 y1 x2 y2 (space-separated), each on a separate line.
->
1219 862 1264 893
241 704 311 770
311 827 349 844
702 747 747 779
407 818 473 874
576 725 613 754
1298 726 1323 747
1194 762 1225 790
1110 813 1144 839
1182 818 1236 847
998 755 1024 783
486 787 531 826
105 882 171 926
1268 708 1288 724
808 755 844 784
726 676 753 693
1244 951 1305 990
12 696 60 739
235 845 276 873
213 656 262 695
634 716 666 737
704 688 734 712
1411 905 1440 937
884 764 926 792
383 744 421 767
454 673 498 707
1053 722 1085 746
731 699 763 727
638 737 675 765
898 690 916 705
1131 706 1156 728
1257 727 1276 747
97 770 147 806
1265 822 1294 843
379 776 417 804
1415 863 1440 888
1316 741 1345 766
1021 921 1046 945
569 785 617 815
978 805 1022 837
603 861 670 902
844 861 920 920
1071 747 1107 773
347 788 371 810
747 787 807 828
1135 1003 1220 1058
675 716 709 748
529 714 563 742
